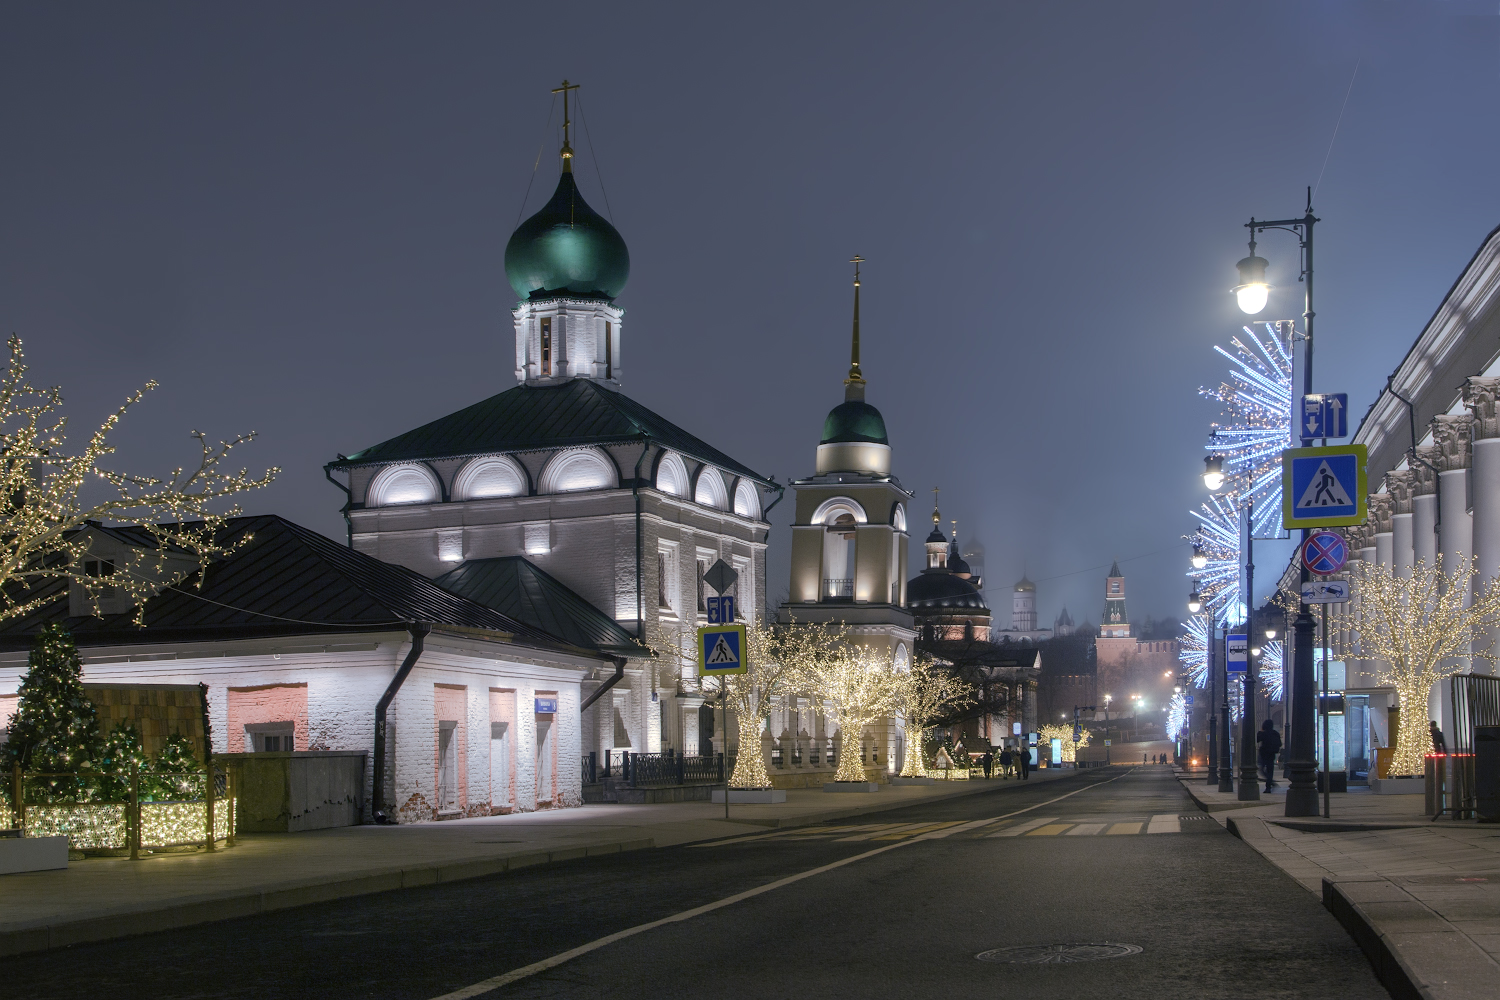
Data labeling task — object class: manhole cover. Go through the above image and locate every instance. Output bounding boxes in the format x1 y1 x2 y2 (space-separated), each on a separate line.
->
1403 874 1498 885
977 943 1143 964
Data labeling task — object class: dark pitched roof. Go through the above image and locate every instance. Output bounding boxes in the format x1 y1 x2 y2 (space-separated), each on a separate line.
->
0 515 584 653
433 558 646 658
329 379 772 486
1108 560 1123 578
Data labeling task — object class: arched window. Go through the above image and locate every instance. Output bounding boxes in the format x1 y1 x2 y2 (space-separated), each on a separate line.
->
894 643 910 673
810 496 867 526
366 464 440 507
538 448 618 494
733 479 760 519
891 503 907 533
655 452 689 497
694 467 728 510
454 456 527 501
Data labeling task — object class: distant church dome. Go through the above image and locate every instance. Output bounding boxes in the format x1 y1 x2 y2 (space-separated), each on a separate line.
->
906 571 989 612
820 400 889 446
1015 575 1035 593
505 172 630 301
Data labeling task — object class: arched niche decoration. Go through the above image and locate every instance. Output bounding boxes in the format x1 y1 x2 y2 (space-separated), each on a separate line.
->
894 643 911 673
810 496 868 526
694 466 728 510
655 451 689 498
366 464 441 507
538 447 619 494
733 479 760 519
454 455 528 501
891 503 907 532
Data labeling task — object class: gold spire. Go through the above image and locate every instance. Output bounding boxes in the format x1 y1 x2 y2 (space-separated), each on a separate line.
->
552 79 580 173
931 486 940 525
844 255 865 401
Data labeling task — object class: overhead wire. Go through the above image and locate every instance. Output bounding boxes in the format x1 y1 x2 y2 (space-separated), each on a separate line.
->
514 94 559 231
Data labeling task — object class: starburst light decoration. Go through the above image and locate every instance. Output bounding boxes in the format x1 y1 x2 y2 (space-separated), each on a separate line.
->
1166 692 1189 742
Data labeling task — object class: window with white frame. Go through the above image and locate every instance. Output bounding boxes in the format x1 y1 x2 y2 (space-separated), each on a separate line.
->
657 541 680 613
731 555 752 620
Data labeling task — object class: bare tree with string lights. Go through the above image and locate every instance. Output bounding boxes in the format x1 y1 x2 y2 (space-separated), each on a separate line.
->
0 337 278 624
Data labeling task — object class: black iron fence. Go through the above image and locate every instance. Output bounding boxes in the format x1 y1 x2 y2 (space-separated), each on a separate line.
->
1444 674 1500 819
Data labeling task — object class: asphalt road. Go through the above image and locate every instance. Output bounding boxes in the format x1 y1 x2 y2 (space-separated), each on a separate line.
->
6 767 1388 999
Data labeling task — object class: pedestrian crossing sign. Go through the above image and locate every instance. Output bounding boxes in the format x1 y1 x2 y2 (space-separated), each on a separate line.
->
1281 444 1367 529
697 624 747 676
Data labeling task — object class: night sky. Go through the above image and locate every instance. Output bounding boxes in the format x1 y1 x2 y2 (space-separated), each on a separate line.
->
5 3 1499 629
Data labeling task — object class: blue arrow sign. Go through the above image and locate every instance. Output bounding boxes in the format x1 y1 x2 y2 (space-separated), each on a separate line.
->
1282 445 1368 529
1301 393 1349 440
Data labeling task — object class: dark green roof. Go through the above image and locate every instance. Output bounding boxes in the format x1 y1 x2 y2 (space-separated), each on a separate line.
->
434 557 646 658
504 172 629 301
330 379 772 487
820 400 889 445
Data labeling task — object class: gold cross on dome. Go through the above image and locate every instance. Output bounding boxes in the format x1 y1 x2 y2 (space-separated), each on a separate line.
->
552 80 580 166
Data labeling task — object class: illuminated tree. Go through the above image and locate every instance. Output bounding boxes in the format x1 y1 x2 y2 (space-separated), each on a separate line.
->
1036 723 1092 763
811 642 904 782
651 616 848 789
1335 558 1500 776
895 656 976 777
0 624 99 802
0 336 278 623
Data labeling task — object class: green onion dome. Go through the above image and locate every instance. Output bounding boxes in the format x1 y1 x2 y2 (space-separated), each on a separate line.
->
820 400 889 446
504 172 630 301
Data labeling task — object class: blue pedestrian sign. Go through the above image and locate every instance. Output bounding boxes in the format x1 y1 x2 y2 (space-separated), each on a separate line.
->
1282 444 1368 529
1301 393 1349 440
1226 633 1248 673
697 623 747 676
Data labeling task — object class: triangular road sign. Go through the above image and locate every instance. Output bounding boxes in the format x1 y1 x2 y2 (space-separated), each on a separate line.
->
1296 460 1353 509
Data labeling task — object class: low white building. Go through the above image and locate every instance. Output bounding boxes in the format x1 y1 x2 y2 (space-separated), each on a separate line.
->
0 516 616 823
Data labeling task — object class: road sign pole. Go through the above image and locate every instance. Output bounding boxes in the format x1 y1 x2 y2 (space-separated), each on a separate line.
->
1239 508 1260 801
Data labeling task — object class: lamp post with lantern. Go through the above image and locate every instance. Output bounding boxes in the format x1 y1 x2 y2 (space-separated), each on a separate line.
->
1231 192 1321 817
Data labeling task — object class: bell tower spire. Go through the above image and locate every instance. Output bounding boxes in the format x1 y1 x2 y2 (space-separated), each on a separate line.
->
552 79 580 173
844 255 866 401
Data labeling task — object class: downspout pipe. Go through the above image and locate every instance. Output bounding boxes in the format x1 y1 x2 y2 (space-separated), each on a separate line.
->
1387 379 1441 535
324 460 354 548
372 622 430 824
580 655 629 715
632 438 651 639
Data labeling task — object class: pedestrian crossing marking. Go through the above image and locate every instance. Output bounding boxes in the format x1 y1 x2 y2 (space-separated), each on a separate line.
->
989 817 1059 837
1147 814 1181 834
1027 823 1073 836
835 822 930 842
870 822 959 840
919 817 1002 839
1106 822 1142 835
1066 823 1107 836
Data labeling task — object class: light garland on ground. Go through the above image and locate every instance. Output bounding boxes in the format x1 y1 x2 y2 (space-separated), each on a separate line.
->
1035 724 1091 763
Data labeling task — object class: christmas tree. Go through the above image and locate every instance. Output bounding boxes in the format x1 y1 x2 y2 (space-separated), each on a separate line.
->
146 733 202 800
96 722 149 801
0 624 100 801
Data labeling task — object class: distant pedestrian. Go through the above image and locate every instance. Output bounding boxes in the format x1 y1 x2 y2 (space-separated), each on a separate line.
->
981 751 994 779
1019 747 1032 779
1257 719 1282 791
999 748 1013 779
1430 720 1448 755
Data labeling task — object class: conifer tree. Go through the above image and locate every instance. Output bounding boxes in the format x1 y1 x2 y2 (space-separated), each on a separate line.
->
0 624 99 800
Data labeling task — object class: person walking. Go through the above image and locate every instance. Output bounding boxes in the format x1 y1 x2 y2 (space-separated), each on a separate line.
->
1019 746 1032 779
981 750 994 779
1257 719 1282 791
999 747 1013 779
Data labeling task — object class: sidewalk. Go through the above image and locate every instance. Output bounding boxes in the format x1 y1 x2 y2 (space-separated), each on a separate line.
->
1178 769 1500 1000
0 769 1070 958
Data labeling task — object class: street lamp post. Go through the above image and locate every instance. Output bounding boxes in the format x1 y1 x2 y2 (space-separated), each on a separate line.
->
1237 191 1320 818
1237 503 1261 801
1102 695 1112 764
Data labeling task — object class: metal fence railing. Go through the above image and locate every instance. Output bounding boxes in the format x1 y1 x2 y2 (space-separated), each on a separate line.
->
4 762 236 857
1445 674 1500 819
618 750 725 788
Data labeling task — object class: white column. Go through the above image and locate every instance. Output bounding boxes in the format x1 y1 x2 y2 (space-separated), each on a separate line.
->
1464 378 1500 677
1387 471 1415 578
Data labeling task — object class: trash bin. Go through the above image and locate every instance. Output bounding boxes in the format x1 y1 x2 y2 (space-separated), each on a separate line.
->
1477 726 1500 823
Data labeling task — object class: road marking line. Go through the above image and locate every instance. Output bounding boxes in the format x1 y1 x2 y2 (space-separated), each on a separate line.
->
1148 813 1181 834
427 768 1136 1000
1107 822 1142 835
1027 823 1074 836
869 822 961 840
1066 823 1107 836
835 822 931 842
988 816 1059 837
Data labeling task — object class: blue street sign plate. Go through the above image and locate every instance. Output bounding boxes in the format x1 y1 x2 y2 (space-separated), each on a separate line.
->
1227 633 1248 673
697 623 747 676
535 697 558 714
1301 393 1349 440
1302 530 1348 575
1282 444 1368 529
1184 695 1194 705
705 595 735 624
